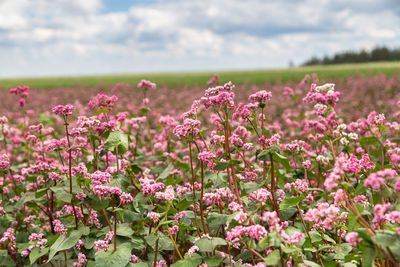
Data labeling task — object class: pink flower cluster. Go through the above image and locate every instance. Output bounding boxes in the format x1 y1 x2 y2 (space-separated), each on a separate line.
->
53 219 67 235
139 176 165 196
9 85 29 107
94 231 114 252
174 118 201 139
72 253 87 267
0 154 10 170
52 104 75 116
89 170 112 186
93 185 122 199
364 168 397 190
248 90 272 105
304 203 344 230
303 83 341 108
155 185 175 201
226 225 268 248
88 93 118 111
137 79 156 89
345 232 362 247
207 73 219 86
120 192 133 204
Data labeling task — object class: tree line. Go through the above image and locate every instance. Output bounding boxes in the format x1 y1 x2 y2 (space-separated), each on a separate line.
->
302 46 400 66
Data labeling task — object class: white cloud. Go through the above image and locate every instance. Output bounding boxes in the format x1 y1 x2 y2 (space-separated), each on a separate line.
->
0 0 399 77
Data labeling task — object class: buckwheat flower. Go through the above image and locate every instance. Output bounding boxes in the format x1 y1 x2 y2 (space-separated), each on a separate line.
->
72 253 87 267
314 103 328 115
94 240 109 252
130 255 140 263
364 169 397 190
154 260 167 267
258 134 280 147
234 210 248 223
337 124 347 131
302 160 312 170
360 154 375 171
248 90 272 105
76 192 87 201
340 137 349 146
120 192 133 205
174 211 187 223
147 212 160 222
169 225 179 235
373 203 392 227
21 250 29 257
89 170 111 186
0 154 10 170
137 79 156 89
52 104 75 116
386 211 400 224
188 245 199 257
155 185 175 201
74 239 84 250
354 195 369 207
48 172 62 183
248 188 271 203
316 155 329 165
345 232 362 247
394 179 400 193
174 118 201 139
284 232 304 245
315 83 335 94
104 231 114 243
53 220 67 235
207 74 219 86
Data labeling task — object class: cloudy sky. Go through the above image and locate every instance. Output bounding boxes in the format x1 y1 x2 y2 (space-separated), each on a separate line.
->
0 0 399 77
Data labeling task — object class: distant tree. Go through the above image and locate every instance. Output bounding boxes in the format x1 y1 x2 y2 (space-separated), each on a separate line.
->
302 46 400 66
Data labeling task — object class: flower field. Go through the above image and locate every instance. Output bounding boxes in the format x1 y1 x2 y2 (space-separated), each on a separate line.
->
1 73 400 266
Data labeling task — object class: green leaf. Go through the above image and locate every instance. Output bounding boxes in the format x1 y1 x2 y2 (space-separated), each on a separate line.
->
29 247 49 265
105 130 129 154
361 246 377 267
95 242 132 267
257 145 280 161
48 230 83 262
308 231 322 243
243 182 262 194
214 162 229 171
35 188 49 198
117 224 134 237
263 249 280 265
195 237 227 252
273 152 290 170
158 164 174 180
171 254 202 267
50 187 72 203
15 192 35 209
279 197 305 210
301 260 321 267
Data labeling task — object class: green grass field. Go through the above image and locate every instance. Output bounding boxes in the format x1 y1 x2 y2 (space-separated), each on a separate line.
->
1 62 400 90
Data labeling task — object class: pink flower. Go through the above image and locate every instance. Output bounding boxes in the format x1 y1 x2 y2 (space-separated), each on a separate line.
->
52 104 75 116
345 232 362 247
248 90 272 105
137 80 156 89
188 245 199 257
53 220 67 235
120 192 133 204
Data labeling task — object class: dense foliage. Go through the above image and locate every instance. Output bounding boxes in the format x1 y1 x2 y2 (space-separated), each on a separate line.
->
1 75 400 266
303 46 400 66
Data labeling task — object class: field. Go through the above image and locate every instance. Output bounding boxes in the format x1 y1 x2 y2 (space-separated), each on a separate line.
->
1 62 400 267
0 61 400 90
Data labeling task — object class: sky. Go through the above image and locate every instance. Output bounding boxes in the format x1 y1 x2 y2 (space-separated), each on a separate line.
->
0 0 399 77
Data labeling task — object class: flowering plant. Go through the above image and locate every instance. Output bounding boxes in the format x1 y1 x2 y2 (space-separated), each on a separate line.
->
1 76 400 266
